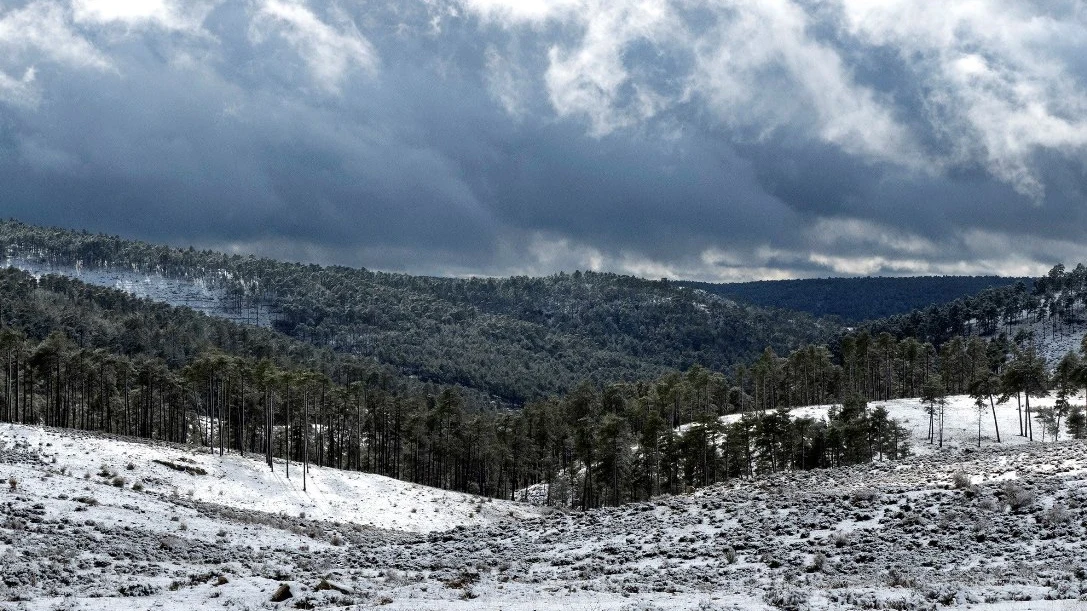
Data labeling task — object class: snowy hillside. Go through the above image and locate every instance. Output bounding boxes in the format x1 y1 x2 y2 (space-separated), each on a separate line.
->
0 424 540 534
4 422 1087 608
2 257 274 328
720 393 1085 453
995 316 1087 366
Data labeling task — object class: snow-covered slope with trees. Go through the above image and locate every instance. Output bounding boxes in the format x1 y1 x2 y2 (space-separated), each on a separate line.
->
718 393 1087 453
0 424 540 534
4 422 1087 609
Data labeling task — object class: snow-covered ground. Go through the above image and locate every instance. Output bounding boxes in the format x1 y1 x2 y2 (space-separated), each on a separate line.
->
5 422 1087 609
2 258 275 328
717 392 1085 454
0 424 540 534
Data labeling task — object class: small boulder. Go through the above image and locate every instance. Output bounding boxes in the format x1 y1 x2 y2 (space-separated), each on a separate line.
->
315 578 352 594
271 583 292 602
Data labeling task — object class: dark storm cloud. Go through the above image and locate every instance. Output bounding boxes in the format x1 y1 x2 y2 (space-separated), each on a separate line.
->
1 0 1086 280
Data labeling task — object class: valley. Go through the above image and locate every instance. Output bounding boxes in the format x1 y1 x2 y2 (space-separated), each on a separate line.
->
3 222 1087 608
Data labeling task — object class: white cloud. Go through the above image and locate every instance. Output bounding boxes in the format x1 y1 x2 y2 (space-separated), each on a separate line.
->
462 0 915 159
458 0 582 24
251 0 378 93
841 0 1087 199
0 2 112 71
467 0 689 136
687 0 915 164
462 0 1087 197
0 67 39 108
70 0 219 34
806 218 938 257
0 1 114 107
484 46 528 118
543 0 680 136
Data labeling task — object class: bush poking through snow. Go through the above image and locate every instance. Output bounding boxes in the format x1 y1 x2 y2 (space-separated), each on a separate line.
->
952 471 972 489
765 585 809 610
723 546 737 564
1001 481 1035 512
1044 503 1072 525
112 476 126 488
887 567 916 588
831 531 851 547
978 496 1001 512
807 552 827 573
444 570 480 590
7 477 15 491
851 487 880 504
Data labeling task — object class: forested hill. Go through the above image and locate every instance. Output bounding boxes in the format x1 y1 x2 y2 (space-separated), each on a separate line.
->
681 276 1032 323
0 220 836 403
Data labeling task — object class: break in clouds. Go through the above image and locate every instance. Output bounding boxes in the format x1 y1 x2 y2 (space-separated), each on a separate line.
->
2 0 1087 280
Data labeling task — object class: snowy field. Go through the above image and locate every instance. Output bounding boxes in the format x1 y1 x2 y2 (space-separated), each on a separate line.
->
719 392 1086 454
4 422 1087 609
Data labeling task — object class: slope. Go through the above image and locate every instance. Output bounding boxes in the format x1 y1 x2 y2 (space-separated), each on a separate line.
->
0 219 837 402
682 275 1031 323
1 423 539 534
3 421 1086 609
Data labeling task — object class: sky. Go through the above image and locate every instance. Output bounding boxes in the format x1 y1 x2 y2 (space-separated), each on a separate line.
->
1 0 1087 282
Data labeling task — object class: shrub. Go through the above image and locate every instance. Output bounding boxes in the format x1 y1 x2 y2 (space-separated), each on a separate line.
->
1043 503 1072 525
765 586 809 610
723 546 737 564
1002 481 1035 512
444 570 480 590
887 567 916 588
759 550 783 569
112 476 126 488
7 477 15 491
131 482 144 492
851 488 880 503
952 471 972 489
831 531 851 547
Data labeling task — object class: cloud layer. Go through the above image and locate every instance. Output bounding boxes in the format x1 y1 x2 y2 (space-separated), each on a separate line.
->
2 0 1087 280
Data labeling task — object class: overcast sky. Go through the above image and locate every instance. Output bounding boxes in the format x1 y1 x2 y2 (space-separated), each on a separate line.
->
1 0 1086 281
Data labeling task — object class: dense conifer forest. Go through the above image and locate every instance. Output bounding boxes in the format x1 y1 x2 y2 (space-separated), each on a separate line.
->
0 220 833 403
682 275 1032 323
3 220 1087 510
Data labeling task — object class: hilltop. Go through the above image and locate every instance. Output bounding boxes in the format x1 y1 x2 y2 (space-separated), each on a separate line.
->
683 276 1032 324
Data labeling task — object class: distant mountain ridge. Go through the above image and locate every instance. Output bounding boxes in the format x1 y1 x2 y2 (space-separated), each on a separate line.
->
0 219 835 402
680 275 1033 323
